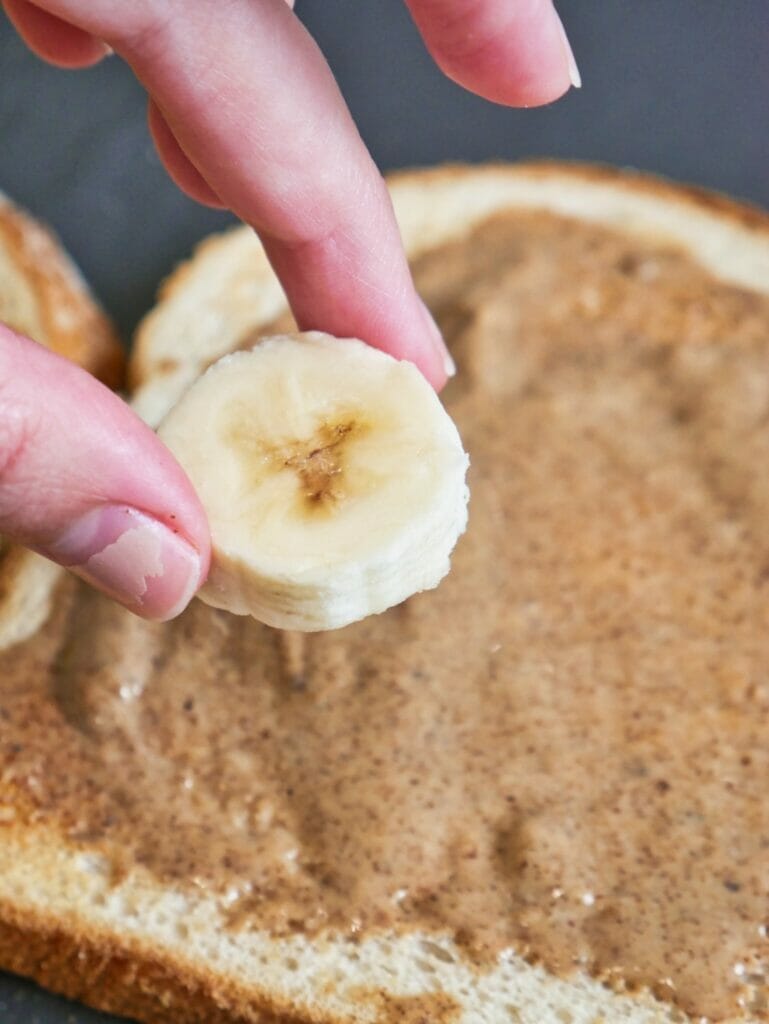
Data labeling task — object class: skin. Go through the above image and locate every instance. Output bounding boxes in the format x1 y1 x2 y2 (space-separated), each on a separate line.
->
0 0 578 618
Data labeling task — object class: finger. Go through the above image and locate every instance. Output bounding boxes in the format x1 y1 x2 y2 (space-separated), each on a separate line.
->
0 324 210 620
147 99 225 209
29 0 452 389
135 0 452 388
3 0 110 68
403 0 580 106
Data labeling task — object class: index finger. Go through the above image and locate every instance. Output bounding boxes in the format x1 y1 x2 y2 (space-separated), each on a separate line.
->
27 0 452 387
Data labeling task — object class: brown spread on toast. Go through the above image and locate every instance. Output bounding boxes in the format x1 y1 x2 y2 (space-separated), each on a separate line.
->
3 209 769 1020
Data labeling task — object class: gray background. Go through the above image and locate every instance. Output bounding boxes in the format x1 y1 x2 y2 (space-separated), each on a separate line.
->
0 1 767 1020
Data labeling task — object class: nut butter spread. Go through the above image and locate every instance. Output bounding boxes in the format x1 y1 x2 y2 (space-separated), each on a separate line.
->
3 210 769 1021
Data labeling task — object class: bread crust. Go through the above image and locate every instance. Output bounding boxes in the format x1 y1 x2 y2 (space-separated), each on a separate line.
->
0 193 123 387
0 904 280 1024
0 895 461 1024
387 160 769 234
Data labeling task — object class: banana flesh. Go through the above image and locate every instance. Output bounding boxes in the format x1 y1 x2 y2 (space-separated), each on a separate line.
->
158 332 469 631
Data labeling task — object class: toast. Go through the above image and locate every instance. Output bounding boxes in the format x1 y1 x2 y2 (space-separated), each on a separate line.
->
1 163 769 1024
0 194 122 650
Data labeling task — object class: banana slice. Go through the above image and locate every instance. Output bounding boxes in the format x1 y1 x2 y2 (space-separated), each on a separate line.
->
157 332 469 631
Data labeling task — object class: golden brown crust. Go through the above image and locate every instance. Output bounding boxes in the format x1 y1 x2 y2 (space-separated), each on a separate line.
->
387 160 769 236
0 196 124 388
0 897 460 1024
0 906 267 1024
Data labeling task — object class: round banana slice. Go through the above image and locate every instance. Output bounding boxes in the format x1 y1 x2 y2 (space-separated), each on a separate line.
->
158 332 470 631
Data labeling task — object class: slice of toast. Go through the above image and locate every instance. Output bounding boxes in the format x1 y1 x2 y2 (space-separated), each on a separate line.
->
0 194 123 650
2 163 769 1024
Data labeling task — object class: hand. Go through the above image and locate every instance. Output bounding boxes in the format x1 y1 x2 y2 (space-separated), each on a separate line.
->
1 0 578 619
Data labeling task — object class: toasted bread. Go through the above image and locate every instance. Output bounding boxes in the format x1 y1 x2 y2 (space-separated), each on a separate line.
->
2 164 769 1024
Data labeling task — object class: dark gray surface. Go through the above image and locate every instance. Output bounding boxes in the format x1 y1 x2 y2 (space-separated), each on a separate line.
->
0 2 768 1020
1 1 769 347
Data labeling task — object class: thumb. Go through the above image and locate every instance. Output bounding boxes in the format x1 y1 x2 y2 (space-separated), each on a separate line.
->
0 323 210 620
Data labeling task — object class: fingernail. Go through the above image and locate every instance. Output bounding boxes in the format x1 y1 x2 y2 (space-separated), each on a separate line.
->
554 10 581 89
49 505 204 621
418 298 456 379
